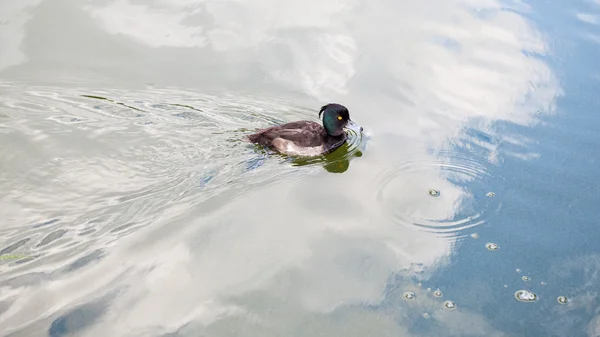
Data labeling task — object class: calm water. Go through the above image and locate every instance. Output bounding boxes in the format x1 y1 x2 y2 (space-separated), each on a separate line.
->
1 0 599 336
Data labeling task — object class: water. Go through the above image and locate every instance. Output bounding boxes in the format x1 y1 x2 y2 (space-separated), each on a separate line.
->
1 0 599 336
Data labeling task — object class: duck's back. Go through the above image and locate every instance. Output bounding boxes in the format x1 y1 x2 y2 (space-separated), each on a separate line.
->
247 120 335 156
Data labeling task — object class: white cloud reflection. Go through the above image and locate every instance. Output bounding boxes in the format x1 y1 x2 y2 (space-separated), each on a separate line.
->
87 0 208 48
577 12 599 25
0 0 44 72
79 0 560 134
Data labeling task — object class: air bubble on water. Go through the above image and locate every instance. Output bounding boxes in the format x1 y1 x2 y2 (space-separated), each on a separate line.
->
516 269 522 273
422 312 430 319
427 287 431 292
486 242 499 251
522 276 530 281
444 301 456 309
541 282 547 286
515 290 538 302
557 296 568 304
503 285 508 288
404 291 415 300
429 188 440 197
486 192 495 197
434 290 443 297
471 233 479 239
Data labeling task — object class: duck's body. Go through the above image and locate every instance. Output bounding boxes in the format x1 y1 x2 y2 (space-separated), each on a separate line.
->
246 103 361 157
247 120 347 156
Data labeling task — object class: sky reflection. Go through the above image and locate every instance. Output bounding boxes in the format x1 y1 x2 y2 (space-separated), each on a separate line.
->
0 0 574 335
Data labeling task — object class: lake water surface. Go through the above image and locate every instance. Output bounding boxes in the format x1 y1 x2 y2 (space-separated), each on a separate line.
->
1 0 600 336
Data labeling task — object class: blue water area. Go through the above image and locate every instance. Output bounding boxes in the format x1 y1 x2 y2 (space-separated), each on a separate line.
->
415 1 600 335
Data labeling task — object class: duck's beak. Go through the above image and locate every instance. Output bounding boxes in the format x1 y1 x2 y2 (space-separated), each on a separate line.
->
345 119 363 133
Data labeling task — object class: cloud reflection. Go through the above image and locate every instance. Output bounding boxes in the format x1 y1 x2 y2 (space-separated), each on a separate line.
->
87 0 208 48
0 0 44 72
82 0 560 137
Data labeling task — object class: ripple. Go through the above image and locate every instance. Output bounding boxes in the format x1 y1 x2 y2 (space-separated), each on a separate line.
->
37 230 68 247
375 150 500 236
0 83 326 286
0 238 30 255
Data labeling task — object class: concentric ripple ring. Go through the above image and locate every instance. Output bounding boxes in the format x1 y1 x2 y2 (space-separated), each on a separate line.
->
375 150 501 237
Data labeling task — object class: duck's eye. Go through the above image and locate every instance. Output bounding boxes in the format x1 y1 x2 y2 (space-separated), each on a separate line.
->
337 116 343 120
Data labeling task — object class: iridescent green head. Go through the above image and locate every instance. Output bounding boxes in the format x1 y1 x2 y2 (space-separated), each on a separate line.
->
319 103 362 137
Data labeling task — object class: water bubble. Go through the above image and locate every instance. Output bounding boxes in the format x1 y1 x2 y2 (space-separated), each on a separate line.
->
471 233 479 239
404 291 415 300
486 242 499 251
444 300 457 309
514 290 538 302
434 290 443 297
540 282 547 286
486 192 495 197
428 188 440 197
557 296 568 304
522 276 530 281
503 284 508 288
516 269 522 273
422 312 430 319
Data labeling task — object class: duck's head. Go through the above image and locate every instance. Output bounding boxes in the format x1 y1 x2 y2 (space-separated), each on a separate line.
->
319 103 363 137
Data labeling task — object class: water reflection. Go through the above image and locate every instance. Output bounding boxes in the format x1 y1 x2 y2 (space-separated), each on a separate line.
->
375 147 502 237
287 131 365 173
0 0 571 335
0 0 44 72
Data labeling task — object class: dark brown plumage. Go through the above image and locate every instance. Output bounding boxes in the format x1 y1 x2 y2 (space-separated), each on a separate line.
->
246 103 361 157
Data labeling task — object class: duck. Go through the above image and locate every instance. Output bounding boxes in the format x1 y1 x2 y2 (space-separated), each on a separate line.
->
246 103 362 157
